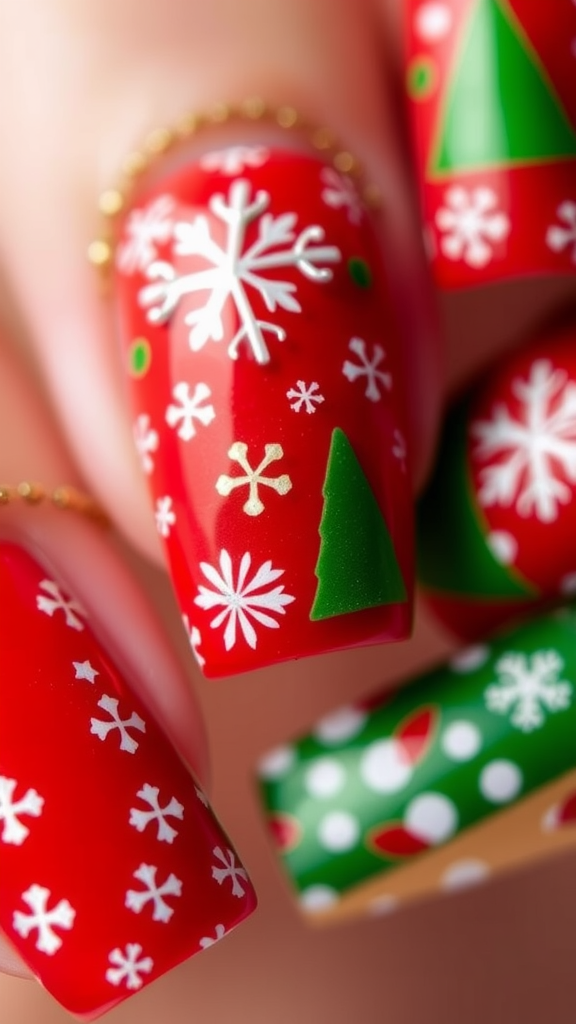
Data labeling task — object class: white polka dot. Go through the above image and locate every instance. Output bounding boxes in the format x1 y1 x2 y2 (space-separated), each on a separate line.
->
257 745 295 779
317 811 360 852
560 572 576 596
480 760 522 804
450 645 490 673
299 885 339 912
486 530 517 566
414 2 452 41
305 758 346 798
441 859 490 891
315 706 367 744
369 894 400 916
405 792 458 844
360 739 412 794
442 721 482 762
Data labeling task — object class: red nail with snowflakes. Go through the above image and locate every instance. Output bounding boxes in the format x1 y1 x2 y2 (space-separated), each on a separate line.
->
417 322 576 640
0 542 256 1018
405 0 576 287
114 147 413 677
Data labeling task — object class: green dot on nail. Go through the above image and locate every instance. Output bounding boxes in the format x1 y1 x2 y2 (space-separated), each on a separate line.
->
348 257 372 289
129 338 152 378
407 56 437 100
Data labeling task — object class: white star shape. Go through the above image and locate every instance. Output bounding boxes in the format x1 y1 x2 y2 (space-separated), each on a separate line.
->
72 660 99 683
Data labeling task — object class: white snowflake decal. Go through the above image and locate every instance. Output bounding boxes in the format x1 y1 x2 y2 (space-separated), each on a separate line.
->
485 650 573 732
117 195 175 275
13 884 75 955
342 337 392 402
73 660 98 683
133 414 159 475
546 200 576 262
320 167 363 224
36 579 85 631
199 923 226 949
286 380 325 414
211 846 249 898
90 695 146 754
199 145 269 175
125 863 183 923
392 428 407 471
155 495 176 537
215 441 292 516
435 186 510 267
139 178 341 365
471 359 576 522
129 783 184 843
182 613 206 668
165 381 216 440
194 549 295 650
106 944 154 990
0 777 44 845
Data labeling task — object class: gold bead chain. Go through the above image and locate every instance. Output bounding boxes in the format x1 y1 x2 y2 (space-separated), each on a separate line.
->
0 482 108 525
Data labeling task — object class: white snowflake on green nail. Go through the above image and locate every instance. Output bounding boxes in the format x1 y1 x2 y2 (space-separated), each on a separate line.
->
484 649 573 732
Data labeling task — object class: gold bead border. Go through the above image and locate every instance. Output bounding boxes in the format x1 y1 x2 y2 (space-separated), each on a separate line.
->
88 98 381 273
0 482 108 525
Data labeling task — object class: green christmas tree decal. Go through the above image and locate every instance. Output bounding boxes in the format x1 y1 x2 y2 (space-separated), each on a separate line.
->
310 428 406 621
431 0 576 175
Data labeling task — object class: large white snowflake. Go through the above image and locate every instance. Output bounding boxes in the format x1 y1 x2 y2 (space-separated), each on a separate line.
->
471 359 576 522
13 884 75 955
485 650 573 732
129 783 184 843
90 695 146 754
215 441 292 516
211 846 249 898
106 944 154 990
286 380 325 414
138 178 341 365
435 186 510 267
546 200 576 262
125 863 183 923
36 579 85 631
165 381 216 440
117 195 175 275
0 777 44 845
194 549 295 650
342 337 392 402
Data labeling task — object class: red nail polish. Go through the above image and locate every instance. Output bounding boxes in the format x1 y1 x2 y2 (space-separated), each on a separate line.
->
406 0 576 287
0 543 256 1018
115 147 413 677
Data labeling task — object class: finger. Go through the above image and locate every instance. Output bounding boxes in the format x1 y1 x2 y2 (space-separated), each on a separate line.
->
0 340 256 1014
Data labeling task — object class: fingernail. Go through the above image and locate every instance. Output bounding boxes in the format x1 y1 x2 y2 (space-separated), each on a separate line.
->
417 322 576 640
257 605 576 921
406 1 576 286
115 146 413 677
0 542 256 1018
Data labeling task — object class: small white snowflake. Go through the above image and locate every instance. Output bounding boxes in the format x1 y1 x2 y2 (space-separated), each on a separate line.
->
211 846 249 897
139 178 341 365
215 441 292 516
13 884 75 955
106 944 154 990
36 579 85 631
73 660 98 683
392 428 407 471
133 414 159 475
471 359 576 522
286 380 325 414
342 337 392 402
485 650 573 732
199 146 269 175
165 381 216 441
117 195 175 275
155 495 176 537
195 785 209 807
182 613 206 668
199 923 226 949
0 777 44 845
320 167 363 224
194 549 295 650
546 200 576 262
125 863 183 923
90 695 146 754
129 784 184 843
435 186 510 267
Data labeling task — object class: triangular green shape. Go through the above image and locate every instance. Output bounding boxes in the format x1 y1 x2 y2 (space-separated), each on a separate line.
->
417 399 536 598
310 428 407 621
431 0 576 174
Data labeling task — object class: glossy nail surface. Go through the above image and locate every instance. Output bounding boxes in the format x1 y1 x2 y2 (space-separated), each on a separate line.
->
406 0 576 287
417 323 576 640
257 606 576 922
115 146 413 678
0 542 256 1018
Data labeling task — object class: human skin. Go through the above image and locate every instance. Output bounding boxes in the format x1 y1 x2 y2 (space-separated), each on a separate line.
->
0 0 575 1021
